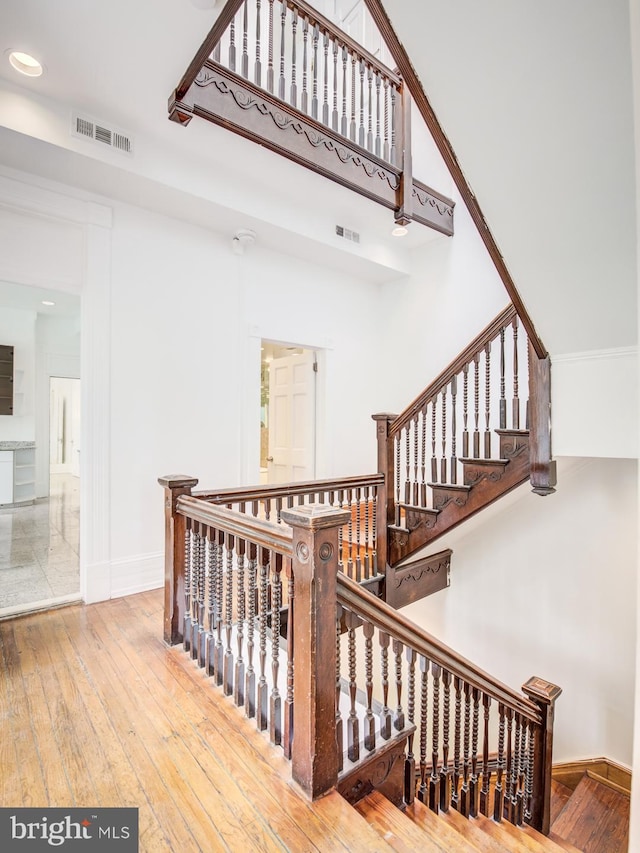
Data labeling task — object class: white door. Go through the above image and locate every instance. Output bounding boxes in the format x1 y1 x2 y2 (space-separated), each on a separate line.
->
267 351 316 484
50 377 81 475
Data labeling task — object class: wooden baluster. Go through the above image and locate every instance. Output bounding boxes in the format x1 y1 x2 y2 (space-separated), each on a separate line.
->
494 703 506 821
290 9 298 107
404 425 411 504
257 546 270 731
196 524 207 666
183 518 193 652
431 397 438 483
311 24 319 119
241 0 249 78
504 708 514 821
470 687 480 816
346 488 354 580
341 46 348 137
430 663 441 813
214 529 224 686
363 485 370 579
366 66 373 151
223 534 235 695
267 0 274 92
462 364 470 458
245 542 257 717
383 78 390 162
517 715 528 824
270 554 283 746
335 603 343 771
301 17 308 113
509 713 522 824
322 32 329 125
358 60 365 147
405 647 417 805
206 530 217 677
452 676 462 810
525 722 535 823
473 353 481 458
412 415 419 505
450 376 458 485
500 325 507 429
512 316 520 429
264 498 271 522
331 40 339 131
420 406 427 506
283 558 294 759
346 608 360 762
355 487 362 582
278 0 286 100
350 55 357 141
371 484 378 574
440 388 447 483
460 681 471 817
275 496 283 524
363 620 375 751
390 84 397 165
229 13 237 71
484 343 492 458
480 693 491 816
393 639 405 730
440 669 452 812
395 434 401 525
417 655 429 803
379 631 392 739
375 72 381 157
337 489 344 570
234 537 246 707
254 0 262 86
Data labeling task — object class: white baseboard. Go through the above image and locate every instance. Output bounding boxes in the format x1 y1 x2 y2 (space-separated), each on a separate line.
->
109 551 164 599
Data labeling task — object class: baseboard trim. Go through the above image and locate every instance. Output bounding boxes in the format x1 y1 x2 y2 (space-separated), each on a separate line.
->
110 551 163 599
553 758 631 797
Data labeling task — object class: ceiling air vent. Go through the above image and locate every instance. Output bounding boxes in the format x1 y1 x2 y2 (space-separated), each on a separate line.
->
335 225 360 244
71 112 134 155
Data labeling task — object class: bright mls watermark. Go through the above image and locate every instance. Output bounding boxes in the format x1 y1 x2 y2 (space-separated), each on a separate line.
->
0 808 138 850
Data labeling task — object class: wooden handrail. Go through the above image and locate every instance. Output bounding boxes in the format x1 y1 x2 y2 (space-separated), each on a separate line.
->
390 303 517 437
337 572 541 723
195 473 384 503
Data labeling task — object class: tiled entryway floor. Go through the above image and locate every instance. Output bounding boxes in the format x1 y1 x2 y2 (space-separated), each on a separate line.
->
0 473 80 616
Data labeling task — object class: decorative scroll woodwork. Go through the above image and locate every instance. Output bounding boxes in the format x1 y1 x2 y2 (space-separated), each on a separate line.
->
169 0 454 235
386 548 451 609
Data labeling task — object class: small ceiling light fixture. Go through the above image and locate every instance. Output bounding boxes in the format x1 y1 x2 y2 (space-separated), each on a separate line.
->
392 225 408 237
232 228 257 256
41 300 55 306
8 50 44 77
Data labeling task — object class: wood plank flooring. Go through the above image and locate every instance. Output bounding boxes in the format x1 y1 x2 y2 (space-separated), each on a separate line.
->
0 590 395 852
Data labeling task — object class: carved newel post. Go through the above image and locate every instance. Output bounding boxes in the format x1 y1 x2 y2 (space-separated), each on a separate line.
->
281 504 351 800
522 676 562 834
372 412 398 571
158 474 199 646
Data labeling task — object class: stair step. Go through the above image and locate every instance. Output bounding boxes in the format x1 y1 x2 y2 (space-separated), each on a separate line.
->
550 779 573 824
429 482 472 511
473 813 576 853
437 807 513 852
460 457 509 486
551 774 630 853
405 798 505 852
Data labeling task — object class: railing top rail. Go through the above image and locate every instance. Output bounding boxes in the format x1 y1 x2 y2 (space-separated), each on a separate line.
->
194 473 384 503
390 303 518 437
177 495 293 556
283 0 402 87
337 572 542 723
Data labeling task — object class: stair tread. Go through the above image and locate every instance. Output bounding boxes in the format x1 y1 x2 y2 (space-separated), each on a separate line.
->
354 790 456 852
550 779 573 824
473 813 573 853
405 799 503 852
551 774 629 853
460 457 509 466
428 482 472 492
314 790 398 852
438 807 514 852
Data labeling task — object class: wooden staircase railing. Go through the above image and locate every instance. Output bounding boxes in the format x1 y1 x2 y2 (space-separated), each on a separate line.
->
159 476 561 833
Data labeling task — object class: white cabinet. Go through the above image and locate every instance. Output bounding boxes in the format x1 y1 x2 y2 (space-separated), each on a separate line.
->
0 446 35 506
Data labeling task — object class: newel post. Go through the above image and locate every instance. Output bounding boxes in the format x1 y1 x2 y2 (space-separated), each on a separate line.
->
372 413 398 571
281 504 351 800
522 676 562 835
158 474 199 646
528 342 557 496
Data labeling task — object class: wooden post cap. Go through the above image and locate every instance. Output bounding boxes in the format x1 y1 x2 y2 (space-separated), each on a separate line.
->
158 475 199 489
281 504 351 531
522 677 562 705
371 412 399 422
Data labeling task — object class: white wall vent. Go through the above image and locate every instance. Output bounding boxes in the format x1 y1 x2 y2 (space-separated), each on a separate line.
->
71 112 134 155
335 225 360 244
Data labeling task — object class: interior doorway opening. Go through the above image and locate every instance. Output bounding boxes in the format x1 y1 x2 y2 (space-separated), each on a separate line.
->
260 341 317 484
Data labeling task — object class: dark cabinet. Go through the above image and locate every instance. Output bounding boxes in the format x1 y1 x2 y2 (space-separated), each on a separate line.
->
0 345 14 416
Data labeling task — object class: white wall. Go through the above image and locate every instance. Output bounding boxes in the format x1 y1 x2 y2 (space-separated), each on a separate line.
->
403 457 638 767
0 307 36 440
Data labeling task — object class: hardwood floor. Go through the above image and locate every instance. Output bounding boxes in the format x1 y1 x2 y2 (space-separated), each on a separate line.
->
0 590 394 852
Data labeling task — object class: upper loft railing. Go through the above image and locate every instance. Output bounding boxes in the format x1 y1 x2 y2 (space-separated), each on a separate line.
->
169 0 455 234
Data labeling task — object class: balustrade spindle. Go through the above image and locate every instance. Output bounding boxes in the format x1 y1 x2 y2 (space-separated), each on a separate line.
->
311 25 319 119
413 415 419 505
363 487 370 578
371 489 378 574
301 17 308 113
267 0 275 92
484 343 492 459
283 562 294 759
332 41 339 131
322 33 329 125
450 376 458 484
366 67 373 151
194 525 206 665
290 10 298 107
346 488 354 579
206 533 217 677
337 491 344 569
430 398 438 483
336 604 344 771
379 631 392 739
440 669 452 812
278 1 286 100
270 554 283 745
375 73 381 157
430 662 441 812
418 655 429 803
254 0 262 86
395 435 401 525
363 620 376 751
241 0 249 78
473 353 481 458
405 647 417 805
346 609 360 762
383 79 390 162
505 708 514 822
223 534 235 695
470 687 480 816
245 543 257 717
525 722 535 822
420 406 427 506
509 713 522 824
393 639 405 730
257 547 269 730
355 488 362 582
494 703 506 821
440 388 447 483
452 676 462 810
358 61 365 147
460 681 471 817
390 86 397 165
512 316 520 430
404 426 411 504
480 693 491 816
500 326 507 429
214 529 224 686
234 537 246 707
229 16 237 71
517 715 528 824
183 520 192 653
350 56 356 141
462 364 470 459
341 47 348 137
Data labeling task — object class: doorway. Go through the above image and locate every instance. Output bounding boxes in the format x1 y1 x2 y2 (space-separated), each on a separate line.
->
260 341 317 484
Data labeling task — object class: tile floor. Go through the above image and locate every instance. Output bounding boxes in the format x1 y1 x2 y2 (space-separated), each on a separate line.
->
0 473 80 616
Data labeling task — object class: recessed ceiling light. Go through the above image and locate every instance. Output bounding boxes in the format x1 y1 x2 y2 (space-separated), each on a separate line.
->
41 300 55 306
8 50 44 78
392 226 408 237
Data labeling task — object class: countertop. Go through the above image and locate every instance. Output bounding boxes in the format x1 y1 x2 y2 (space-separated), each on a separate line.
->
0 441 36 450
